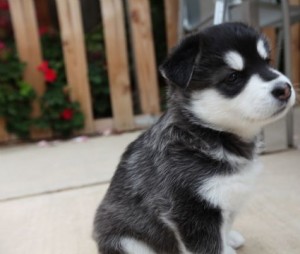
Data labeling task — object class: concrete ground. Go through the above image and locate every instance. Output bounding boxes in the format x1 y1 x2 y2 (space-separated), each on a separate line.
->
0 111 300 254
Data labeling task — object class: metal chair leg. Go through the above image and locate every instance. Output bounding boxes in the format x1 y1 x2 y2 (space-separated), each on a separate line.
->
275 29 283 70
281 0 294 148
214 0 228 25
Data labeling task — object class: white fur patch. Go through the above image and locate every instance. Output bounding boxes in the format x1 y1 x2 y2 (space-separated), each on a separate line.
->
228 230 245 249
121 237 156 254
257 39 268 59
190 72 295 140
224 51 244 71
198 159 262 210
160 215 193 254
208 146 250 166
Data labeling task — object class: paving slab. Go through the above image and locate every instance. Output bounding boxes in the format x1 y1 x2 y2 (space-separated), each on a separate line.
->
0 184 104 254
0 132 140 200
0 150 300 254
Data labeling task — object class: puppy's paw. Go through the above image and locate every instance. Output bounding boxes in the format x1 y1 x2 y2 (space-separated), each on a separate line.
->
228 230 245 249
224 246 237 254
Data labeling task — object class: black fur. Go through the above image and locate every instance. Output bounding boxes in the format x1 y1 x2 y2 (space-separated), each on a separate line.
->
162 23 277 98
94 110 254 253
93 23 282 254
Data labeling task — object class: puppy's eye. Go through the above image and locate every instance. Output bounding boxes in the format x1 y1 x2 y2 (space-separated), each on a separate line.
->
226 72 239 83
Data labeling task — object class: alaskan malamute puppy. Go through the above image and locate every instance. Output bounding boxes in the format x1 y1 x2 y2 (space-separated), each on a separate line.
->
93 23 296 254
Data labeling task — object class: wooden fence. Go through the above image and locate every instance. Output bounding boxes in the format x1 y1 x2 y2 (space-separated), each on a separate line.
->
0 0 180 142
0 0 299 142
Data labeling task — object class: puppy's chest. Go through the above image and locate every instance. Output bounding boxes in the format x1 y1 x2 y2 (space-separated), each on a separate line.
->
198 158 262 211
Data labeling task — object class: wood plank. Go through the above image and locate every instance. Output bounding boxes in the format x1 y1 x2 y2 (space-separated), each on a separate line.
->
22 0 51 138
9 0 45 113
0 119 9 142
94 114 159 133
56 0 94 133
127 0 160 115
8 0 28 63
100 0 135 131
68 0 95 133
55 0 77 101
22 0 45 99
164 0 180 51
8 0 47 140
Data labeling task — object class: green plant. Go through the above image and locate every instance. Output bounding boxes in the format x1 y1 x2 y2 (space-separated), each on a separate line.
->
25 29 84 137
35 56 84 137
0 0 36 138
0 42 36 138
85 27 111 118
39 27 111 123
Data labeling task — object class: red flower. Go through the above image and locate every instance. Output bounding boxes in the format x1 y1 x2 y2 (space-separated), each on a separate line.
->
60 108 73 120
37 61 57 83
39 26 49 36
44 68 57 83
0 1 9 10
37 61 49 73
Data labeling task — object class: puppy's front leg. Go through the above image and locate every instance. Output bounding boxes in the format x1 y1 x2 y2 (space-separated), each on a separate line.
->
170 209 223 253
228 230 245 249
223 211 245 249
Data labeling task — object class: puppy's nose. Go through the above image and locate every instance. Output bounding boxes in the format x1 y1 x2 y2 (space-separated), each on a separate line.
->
271 82 291 101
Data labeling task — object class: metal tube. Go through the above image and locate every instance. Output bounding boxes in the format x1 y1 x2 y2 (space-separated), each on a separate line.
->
214 0 227 24
281 0 294 148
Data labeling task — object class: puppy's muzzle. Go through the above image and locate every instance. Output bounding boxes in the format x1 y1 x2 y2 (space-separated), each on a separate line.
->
271 82 292 102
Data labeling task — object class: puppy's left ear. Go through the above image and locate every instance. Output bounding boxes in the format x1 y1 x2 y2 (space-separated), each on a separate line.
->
159 34 201 88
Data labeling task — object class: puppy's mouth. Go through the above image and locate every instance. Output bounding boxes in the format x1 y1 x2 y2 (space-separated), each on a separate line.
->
271 104 287 117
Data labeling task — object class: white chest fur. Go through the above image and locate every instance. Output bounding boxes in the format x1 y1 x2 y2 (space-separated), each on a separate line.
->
198 158 262 211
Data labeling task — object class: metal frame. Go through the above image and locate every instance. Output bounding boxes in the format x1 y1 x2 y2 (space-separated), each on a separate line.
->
179 0 295 148
281 0 294 147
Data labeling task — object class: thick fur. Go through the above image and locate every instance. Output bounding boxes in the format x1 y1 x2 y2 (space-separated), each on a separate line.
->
93 23 295 254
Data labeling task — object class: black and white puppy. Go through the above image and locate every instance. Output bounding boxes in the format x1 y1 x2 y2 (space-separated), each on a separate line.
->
93 23 295 254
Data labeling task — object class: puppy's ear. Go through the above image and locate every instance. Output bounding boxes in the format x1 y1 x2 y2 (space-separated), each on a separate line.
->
160 34 201 88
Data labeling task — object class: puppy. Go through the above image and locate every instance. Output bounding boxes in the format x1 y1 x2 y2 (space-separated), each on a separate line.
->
93 23 295 254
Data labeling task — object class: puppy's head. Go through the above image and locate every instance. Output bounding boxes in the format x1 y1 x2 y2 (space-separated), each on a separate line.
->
160 23 296 139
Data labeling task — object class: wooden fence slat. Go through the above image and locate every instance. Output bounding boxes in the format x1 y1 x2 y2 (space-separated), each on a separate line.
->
99 0 134 130
94 114 159 133
8 0 28 62
164 0 180 51
69 0 95 132
8 0 48 139
54 0 77 100
9 0 45 110
55 0 94 133
0 119 9 142
22 0 45 97
127 0 160 115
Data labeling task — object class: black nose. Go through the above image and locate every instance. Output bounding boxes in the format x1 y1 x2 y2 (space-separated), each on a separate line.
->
271 82 292 101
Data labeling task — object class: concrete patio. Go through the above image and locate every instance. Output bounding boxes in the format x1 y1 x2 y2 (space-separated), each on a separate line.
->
0 113 300 254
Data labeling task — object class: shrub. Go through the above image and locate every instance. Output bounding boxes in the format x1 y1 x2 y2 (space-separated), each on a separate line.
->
0 41 36 138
